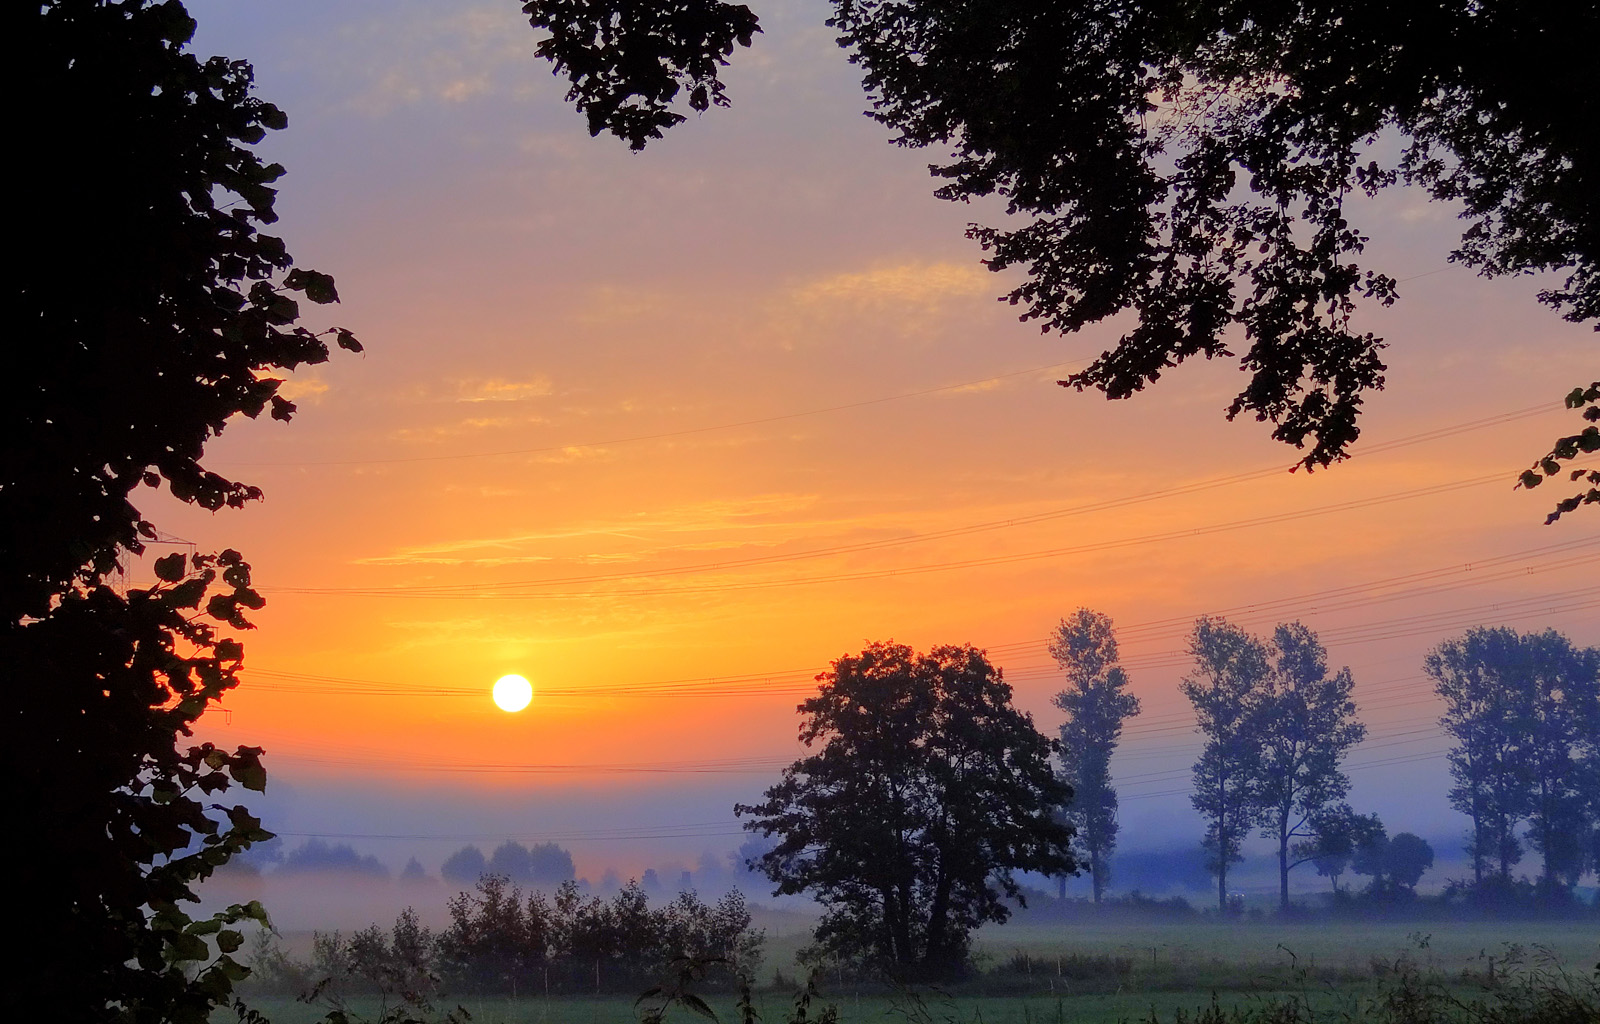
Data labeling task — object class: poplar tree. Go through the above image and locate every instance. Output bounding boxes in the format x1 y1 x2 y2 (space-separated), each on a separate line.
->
1049 608 1141 903
1428 627 1600 888
1252 622 1367 911
1182 617 1269 914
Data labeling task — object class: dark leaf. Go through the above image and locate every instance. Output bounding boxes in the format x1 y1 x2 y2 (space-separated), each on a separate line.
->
154 552 188 582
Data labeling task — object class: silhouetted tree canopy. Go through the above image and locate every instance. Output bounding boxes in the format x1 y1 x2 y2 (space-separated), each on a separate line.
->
10 3 359 1018
1308 810 1383 893
736 642 1075 979
487 840 579 887
442 845 490 884
1181 617 1266 913
1519 382 1600 522
1252 622 1366 911
523 0 760 150
9 1 356 619
1349 828 1434 896
1428 627 1600 889
277 839 390 879
1049 608 1141 903
5 550 278 1021
524 0 1600 511
1384 833 1436 891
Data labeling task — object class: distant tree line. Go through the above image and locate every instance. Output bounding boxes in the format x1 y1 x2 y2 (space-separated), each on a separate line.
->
1046 615 1599 915
250 877 762 1001
441 841 577 888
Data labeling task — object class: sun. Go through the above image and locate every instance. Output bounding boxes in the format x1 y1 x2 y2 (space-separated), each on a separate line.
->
492 673 533 713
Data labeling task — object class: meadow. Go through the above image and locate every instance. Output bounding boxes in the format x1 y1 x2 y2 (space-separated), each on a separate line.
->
231 918 1600 1024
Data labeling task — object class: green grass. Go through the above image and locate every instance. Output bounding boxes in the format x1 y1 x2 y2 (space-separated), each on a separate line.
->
229 988 1362 1024
230 919 1600 1023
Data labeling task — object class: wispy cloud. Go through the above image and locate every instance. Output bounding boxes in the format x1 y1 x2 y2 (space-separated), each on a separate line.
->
277 376 331 402
292 3 537 116
352 494 831 566
789 261 991 309
454 376 555 403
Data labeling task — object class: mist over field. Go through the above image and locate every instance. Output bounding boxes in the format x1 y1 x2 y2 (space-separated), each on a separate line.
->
20 1 1600 1021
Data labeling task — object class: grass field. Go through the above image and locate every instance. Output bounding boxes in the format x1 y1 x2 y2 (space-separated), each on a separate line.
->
231 919 1599 1023
233 988 1357 1024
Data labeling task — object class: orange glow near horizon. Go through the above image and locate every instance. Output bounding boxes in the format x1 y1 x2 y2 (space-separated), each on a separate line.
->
166 2 1597 849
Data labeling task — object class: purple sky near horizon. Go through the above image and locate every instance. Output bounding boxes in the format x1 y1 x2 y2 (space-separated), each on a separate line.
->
168 0 1596 906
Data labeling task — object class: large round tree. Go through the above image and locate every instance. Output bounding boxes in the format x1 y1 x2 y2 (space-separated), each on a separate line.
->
735 642 1075 980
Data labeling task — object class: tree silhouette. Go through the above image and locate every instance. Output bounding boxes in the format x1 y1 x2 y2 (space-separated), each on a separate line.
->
1518 383 1600 522
1049 609 1141 903
1252 623 1367 911
1182 618 1268 914
520 0 1600 507
1384 833 1436 892
735 642 1075 979
1307 810 1384 894
487 841 579 887
279 839 391 879
11 4 359 1017
1428 627 1600 888
1350 829 1434 897
443 845 490 885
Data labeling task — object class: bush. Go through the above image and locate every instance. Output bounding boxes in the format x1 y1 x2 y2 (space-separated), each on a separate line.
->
435 876 764 995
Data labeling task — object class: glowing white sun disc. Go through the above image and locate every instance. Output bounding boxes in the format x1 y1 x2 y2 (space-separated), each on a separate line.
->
492 674 533 712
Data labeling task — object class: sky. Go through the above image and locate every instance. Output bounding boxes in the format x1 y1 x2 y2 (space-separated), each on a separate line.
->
161 0 1598 900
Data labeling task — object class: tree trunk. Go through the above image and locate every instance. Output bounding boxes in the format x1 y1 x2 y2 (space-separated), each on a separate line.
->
1278 820 1290 912
1217 847 1228 915
1538 778 1554 887
1470 803 1484 885
925 864 953 974
1088 819 1104 903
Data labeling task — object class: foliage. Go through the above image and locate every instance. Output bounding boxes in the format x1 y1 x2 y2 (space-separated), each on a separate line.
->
10 0 355 617
1252 623 1367 910
278 840 392 879
12 2 356 1018
1427 627 1600 887
1518 383 1600 523
1184 618 1377 912
440 847 489 885
1307 811 1385 893
1049 609 1142 903
1383 834 1437 891
486 840 578 887
736 642 1075 980
1181 618 1268 912
250 909 469 1024
5 551 279 1022
520 0 761 150
523 0 1600 477
432 876 762 995
248 880 762 1007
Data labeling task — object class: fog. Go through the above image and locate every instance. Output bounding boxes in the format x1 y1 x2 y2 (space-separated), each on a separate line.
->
196 752 1495 934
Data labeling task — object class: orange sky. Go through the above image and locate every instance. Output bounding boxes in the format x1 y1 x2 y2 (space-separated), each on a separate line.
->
169 0 1597 877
